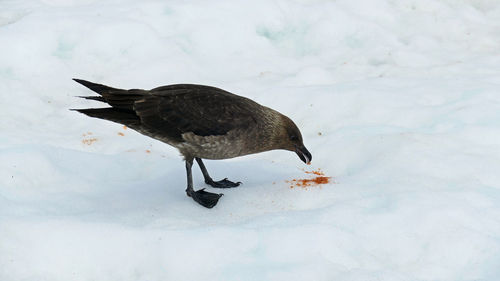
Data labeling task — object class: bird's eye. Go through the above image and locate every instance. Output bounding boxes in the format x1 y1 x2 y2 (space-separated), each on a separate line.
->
290 135 298 141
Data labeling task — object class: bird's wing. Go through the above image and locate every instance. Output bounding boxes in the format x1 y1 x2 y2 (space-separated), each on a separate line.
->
132 85 259 142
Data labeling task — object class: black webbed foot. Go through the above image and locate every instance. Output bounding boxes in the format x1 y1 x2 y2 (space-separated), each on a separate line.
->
205 178 242 189
187 188 223 208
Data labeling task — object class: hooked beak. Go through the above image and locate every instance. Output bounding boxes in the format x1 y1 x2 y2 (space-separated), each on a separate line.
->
295 145 312 164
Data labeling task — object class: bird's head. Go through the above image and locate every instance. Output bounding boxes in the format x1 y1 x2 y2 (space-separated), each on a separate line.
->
275 114 312 164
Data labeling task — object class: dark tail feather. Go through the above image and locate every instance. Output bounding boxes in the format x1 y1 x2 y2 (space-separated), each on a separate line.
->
71 108 140 127
77 96 107 102
73 79 145 110
73 79 120 94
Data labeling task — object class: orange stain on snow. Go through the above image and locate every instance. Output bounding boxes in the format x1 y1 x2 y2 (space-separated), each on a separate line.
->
82 138 97 145
81 132 97 145
286 168 333 190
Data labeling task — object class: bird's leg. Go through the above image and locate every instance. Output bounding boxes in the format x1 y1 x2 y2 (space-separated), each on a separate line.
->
185 157 223 208
195 157 242 188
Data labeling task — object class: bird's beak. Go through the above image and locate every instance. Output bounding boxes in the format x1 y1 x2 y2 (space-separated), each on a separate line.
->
295 145 312 164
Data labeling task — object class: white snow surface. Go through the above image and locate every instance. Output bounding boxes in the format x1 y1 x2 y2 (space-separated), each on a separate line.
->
2 0 500 280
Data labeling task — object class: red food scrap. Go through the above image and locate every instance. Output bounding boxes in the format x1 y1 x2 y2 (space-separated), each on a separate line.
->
286 168 333 189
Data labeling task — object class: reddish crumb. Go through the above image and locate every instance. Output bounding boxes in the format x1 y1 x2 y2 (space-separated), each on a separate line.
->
145 150 151 153
293 177 331 186
123 125 127 130
286 168 333 189
82 138 97 145
305 169 325 176
118 132 125 136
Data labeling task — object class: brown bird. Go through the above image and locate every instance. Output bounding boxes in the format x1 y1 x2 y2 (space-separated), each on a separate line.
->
72 79 311 208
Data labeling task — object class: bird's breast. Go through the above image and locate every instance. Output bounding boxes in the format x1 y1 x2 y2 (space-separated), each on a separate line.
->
175 131 243 159
176 128 270 160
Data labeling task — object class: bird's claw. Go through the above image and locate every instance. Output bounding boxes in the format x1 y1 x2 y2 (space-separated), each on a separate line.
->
187 188 223 208
205 178 242 188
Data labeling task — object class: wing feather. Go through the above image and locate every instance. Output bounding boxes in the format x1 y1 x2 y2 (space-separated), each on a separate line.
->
133 85 259 142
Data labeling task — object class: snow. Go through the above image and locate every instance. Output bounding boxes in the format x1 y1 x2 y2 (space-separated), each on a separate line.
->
2 0 500 280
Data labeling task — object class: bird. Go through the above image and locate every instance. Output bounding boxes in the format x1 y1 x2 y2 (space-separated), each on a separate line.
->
72 79 312 208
